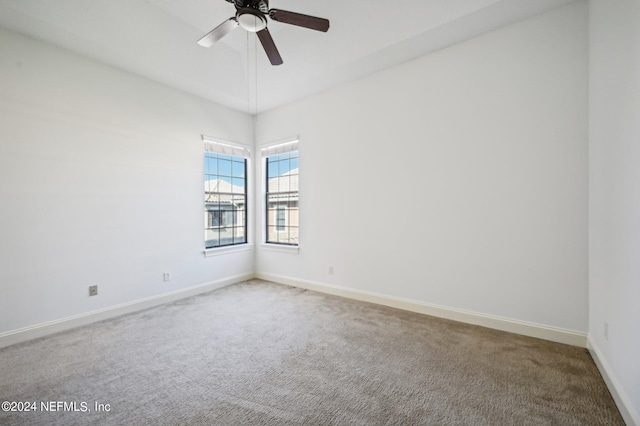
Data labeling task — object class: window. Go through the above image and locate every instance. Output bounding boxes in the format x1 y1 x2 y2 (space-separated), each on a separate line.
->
204 138 249 249
263 139 299 245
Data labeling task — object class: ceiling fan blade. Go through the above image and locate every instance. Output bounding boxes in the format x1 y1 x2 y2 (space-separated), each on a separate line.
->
257 28 283 66
268 9 330 32
197 18 238 47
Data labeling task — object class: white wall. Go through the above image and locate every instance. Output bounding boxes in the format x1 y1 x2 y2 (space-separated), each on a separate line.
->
256 3 588 333
589 0 640 423
0 27 254 335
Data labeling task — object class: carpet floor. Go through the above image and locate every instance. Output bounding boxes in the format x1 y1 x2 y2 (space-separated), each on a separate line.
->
0 279 624 425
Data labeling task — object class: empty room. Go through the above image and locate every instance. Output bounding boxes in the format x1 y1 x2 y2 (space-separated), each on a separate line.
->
0 0 638 424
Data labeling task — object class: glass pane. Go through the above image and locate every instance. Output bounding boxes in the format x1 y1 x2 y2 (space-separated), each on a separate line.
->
288 208 299 227
278 227 289 244
266 209 276 231
289 227 299 245
221 210 234 226
205 187 216 201
267 226 277 243
232 178 245 194
219 226 233 246
232 160 245 178
206 156 218 174
204 182 212 201
205 228 219 249
218 159 232 177
234 226 246 243
268 176 279 193
278 176 290 192
233 194 246 206
268 160 279 178
278 159 291 176
276 208 286 231
289 174 299 192
289 157 298 172
267 194 282 208
205 199 219 211
235 209 245 228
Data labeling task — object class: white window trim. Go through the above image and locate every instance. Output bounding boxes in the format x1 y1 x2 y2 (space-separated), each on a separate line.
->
203 135 251 157
259 137 299 158
261 243 299 254
204 244 253 257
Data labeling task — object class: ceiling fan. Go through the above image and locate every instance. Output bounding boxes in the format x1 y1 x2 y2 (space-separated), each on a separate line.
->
197 0 330 66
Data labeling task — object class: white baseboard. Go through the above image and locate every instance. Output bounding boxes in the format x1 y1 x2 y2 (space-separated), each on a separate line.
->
588 337 640 426
256 272 588 348
0 272 254 349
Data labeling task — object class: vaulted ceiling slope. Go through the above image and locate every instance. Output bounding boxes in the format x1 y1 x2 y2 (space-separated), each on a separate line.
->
0 0 577 114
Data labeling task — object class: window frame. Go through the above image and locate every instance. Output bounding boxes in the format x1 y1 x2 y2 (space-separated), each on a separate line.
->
203 137 250 251
262 138 299 247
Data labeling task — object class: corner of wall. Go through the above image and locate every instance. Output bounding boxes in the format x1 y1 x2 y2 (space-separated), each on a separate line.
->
588 336 640 426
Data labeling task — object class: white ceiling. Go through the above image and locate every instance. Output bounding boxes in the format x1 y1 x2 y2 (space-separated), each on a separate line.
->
0 0 576 114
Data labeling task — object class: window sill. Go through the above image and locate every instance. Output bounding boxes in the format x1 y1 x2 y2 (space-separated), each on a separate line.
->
203 244 252 257
261 243 299 254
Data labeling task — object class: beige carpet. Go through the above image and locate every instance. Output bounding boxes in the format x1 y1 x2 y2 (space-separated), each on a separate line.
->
0 280 624 425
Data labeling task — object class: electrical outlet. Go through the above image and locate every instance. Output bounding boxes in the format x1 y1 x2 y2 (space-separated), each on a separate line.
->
89 285 98 297
328 266 334 275
163 272 171 282
604 322 609 340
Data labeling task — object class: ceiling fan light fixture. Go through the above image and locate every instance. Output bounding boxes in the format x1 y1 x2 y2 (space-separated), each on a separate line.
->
198 1 330 66
237 8 267 32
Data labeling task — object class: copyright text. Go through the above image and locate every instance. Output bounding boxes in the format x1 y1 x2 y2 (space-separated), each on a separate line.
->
2 401 111 413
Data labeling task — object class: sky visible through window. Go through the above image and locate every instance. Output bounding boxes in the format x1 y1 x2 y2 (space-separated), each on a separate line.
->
267 152 298 180
204 153 245 189
204 153 298 183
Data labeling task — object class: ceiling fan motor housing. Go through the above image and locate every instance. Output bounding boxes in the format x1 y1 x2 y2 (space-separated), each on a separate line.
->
236 8 267 32
233 0 268 13
200 0 329 66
